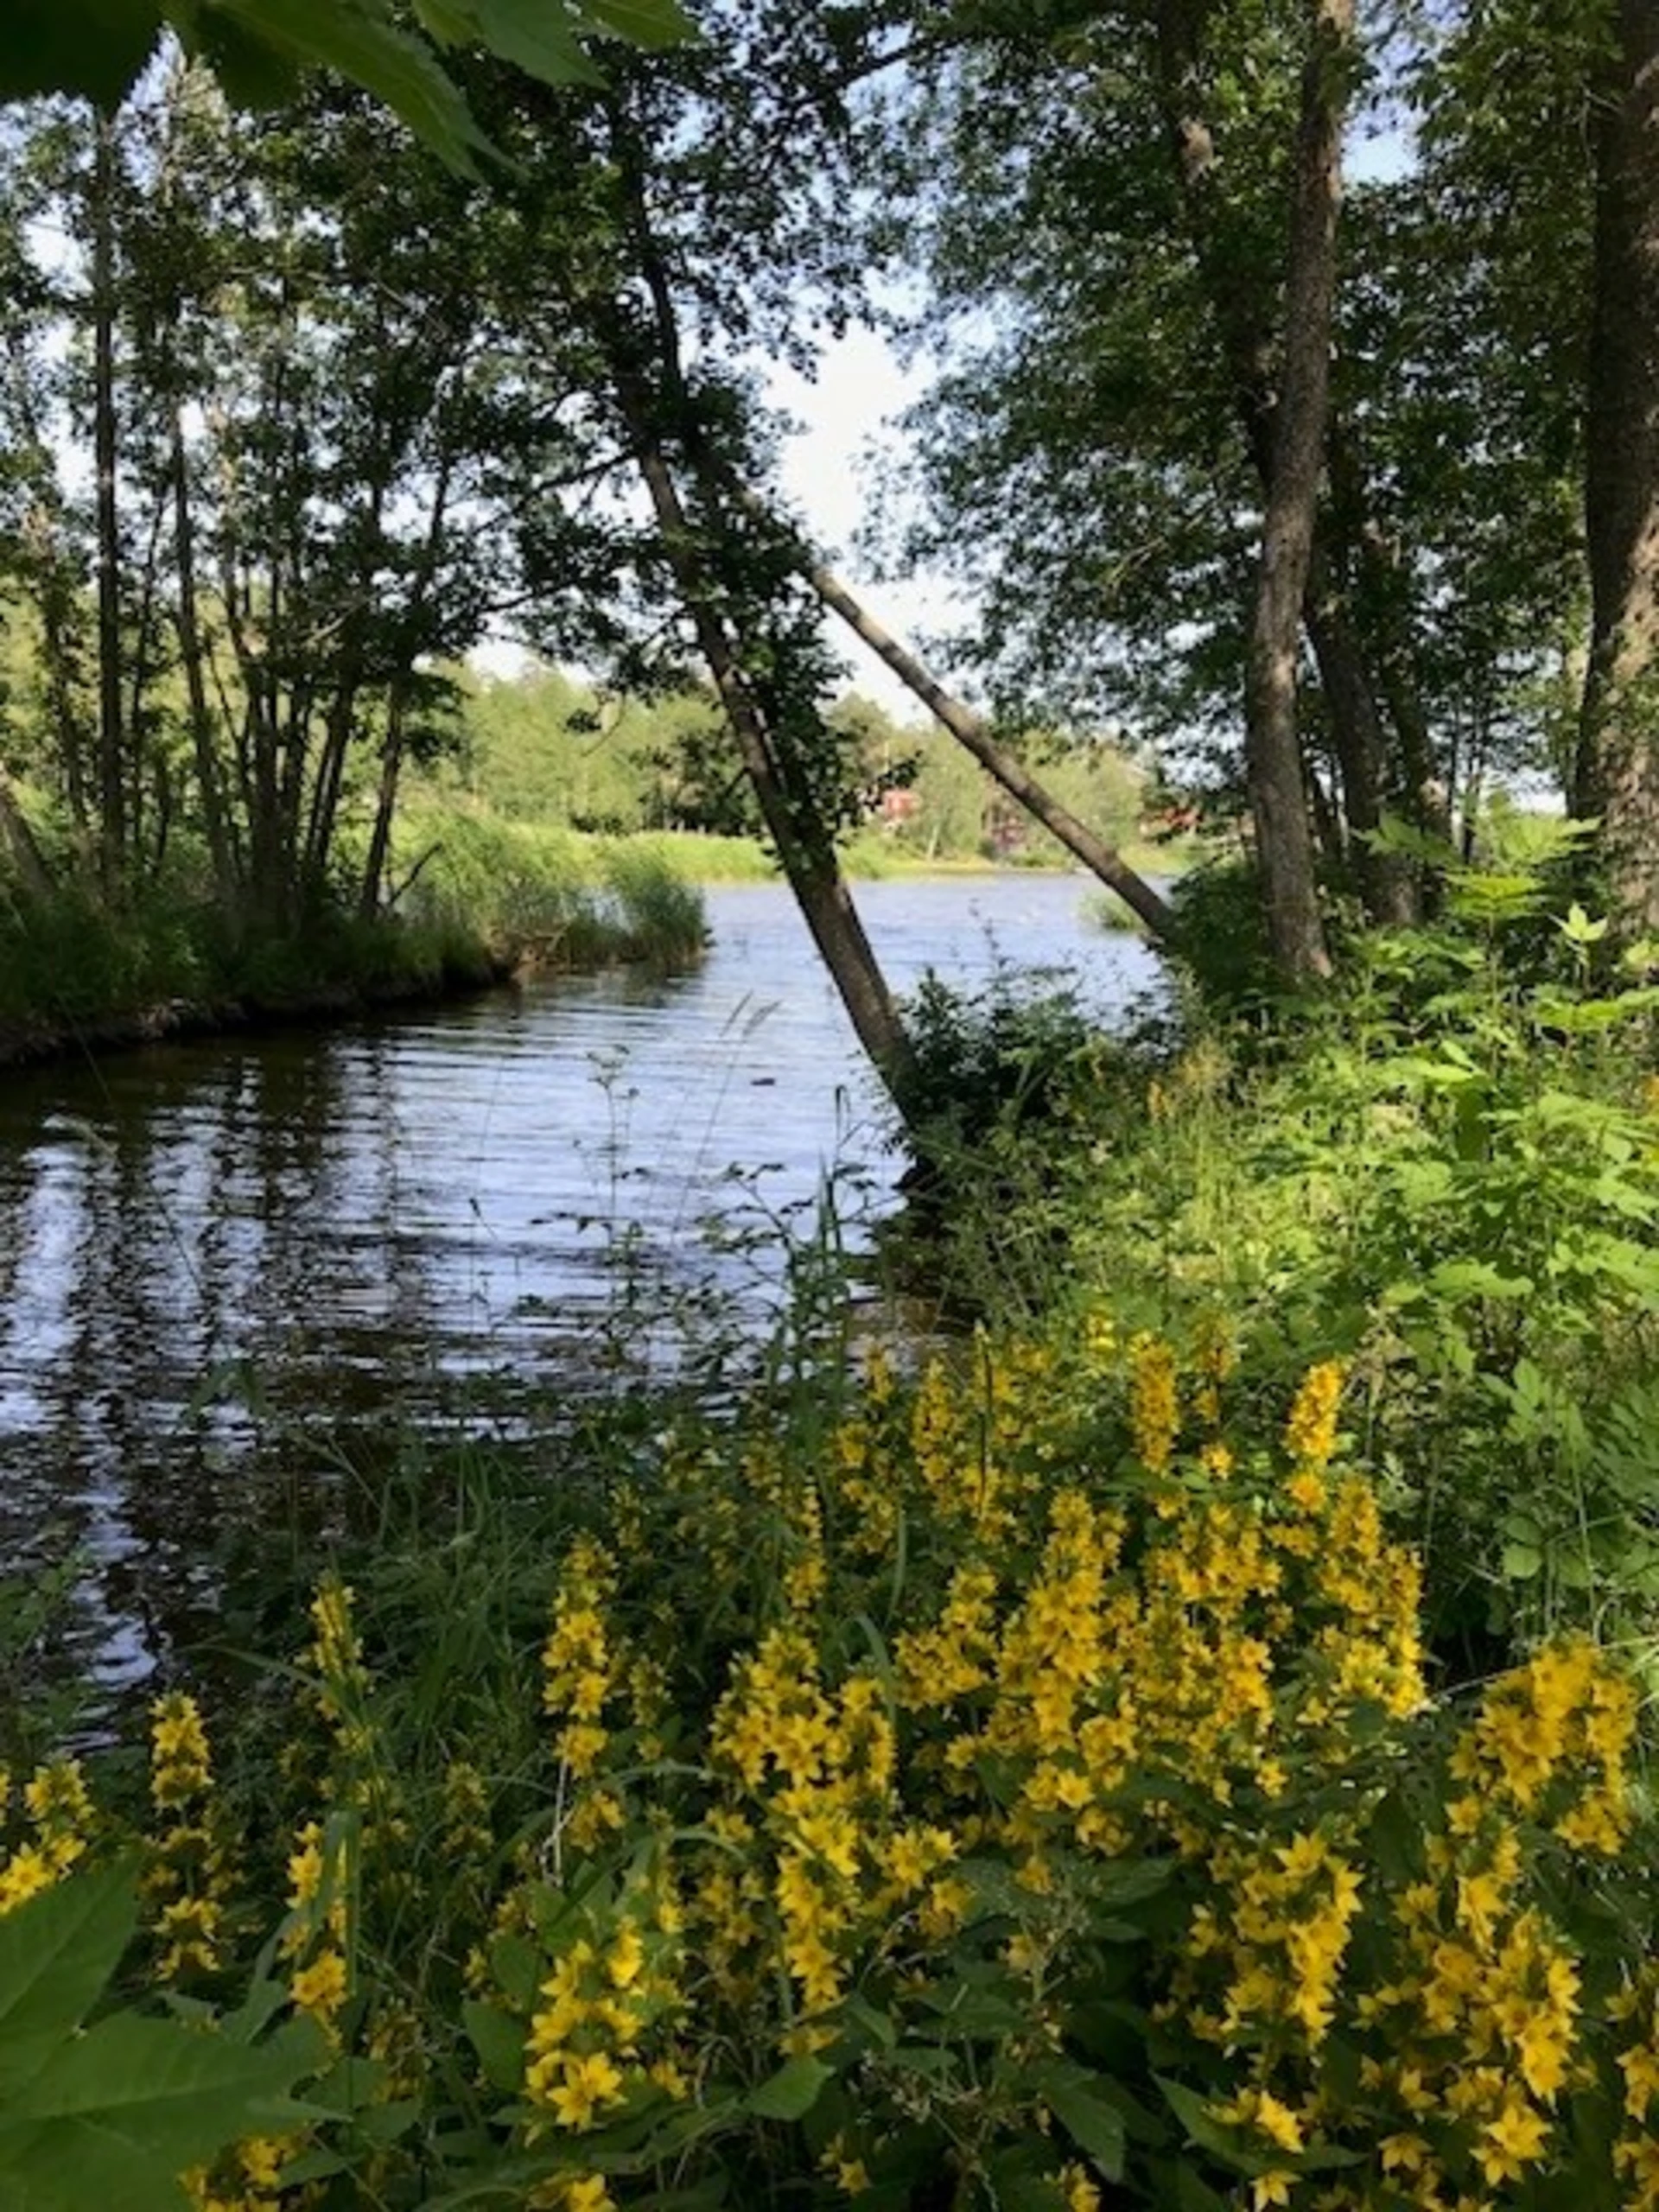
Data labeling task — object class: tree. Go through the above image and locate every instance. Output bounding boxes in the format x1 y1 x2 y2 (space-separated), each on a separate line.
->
879 0 1593 951
1236 0 1349 982
1576 0 1659 936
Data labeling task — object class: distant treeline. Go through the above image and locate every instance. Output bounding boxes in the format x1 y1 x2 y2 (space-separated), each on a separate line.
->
430 663 1154 866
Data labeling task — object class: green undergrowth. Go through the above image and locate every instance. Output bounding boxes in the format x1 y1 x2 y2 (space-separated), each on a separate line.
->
888 817 1659 1675
0 819 710 1041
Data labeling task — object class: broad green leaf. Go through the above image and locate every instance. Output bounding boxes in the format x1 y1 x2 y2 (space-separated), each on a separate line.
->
0 1859 138 2050
183 9 302 108
578 0 697 49
747 2053 832 2122
0 0 160 105
454 0 604 86
1155 2076 1254 2171
0 2014 318 2212
1026 2059 1128 2181
199 0 493 172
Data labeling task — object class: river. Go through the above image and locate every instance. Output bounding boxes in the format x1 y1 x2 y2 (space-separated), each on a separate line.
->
0 874 1165 1692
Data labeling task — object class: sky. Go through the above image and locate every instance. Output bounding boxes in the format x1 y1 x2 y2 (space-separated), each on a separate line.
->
764 326 959 720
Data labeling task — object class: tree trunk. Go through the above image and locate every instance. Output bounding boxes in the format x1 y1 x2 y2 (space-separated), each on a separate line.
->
1240 0 1350 982
1156 0 1406 935
171 410 239 910
609 359 913 1098
1576 0 1659 938
90 113 126 881
595 142 913 1100
360 445 455 919
734 494 1176 938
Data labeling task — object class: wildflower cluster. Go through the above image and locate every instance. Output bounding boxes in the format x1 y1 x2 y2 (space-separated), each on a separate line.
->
520 1864 686 2143
708 1628 957 2021
0 1757 91 1914
13 1317 1659 2212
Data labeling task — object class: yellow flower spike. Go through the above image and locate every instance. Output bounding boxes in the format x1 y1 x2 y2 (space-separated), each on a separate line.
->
0 1843 60 1916
289 1947 348 2031
1284 1360 1344 1470
1058 2163 1101 2212
1128 1333 1179 1474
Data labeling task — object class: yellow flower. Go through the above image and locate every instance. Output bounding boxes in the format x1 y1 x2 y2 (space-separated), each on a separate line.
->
1477 2092 1551 2185
1284 1361 1343 1469
290 1948 348 2026
0 1843 59 1916
1059 2163 1101 2211
1129 1335 1179 1474
546 2049 626 2132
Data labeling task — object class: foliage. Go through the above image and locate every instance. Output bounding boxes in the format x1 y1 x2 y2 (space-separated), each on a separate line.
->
0 810 711 1040
10 1329 1659 2209
911 816 1659 1668
0 1855 317 2210
0 0 693 173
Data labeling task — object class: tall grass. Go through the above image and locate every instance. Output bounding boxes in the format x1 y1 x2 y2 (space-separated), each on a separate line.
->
0 812 711 1048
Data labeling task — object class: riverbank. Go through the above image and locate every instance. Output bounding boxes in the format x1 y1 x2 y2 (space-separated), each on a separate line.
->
0 820 712 1071
0 810 1186 1071
5 849 1659 2207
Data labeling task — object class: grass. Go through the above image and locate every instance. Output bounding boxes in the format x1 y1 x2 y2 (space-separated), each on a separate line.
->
0 812 712 1050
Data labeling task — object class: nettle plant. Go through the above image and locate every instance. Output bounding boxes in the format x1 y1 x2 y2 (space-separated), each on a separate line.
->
1320 817 1659 1656
4 1331 1659 2209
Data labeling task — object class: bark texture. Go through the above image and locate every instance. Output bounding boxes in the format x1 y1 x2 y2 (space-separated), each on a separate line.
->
1577 0 1659 938
1241 0 1351 980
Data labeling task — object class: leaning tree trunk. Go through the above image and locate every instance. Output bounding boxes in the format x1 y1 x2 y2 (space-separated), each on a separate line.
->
1239 0 1351 982
613 374 914 1101
1576 0 1659 939
727 490 1176 938
596 146 914 1103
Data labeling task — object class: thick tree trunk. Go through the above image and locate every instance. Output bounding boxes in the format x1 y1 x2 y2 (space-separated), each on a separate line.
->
734 499 1175 938
91 114 126 880
1576 0 1659 938
1156 0 1412 931
1240 0 1350 982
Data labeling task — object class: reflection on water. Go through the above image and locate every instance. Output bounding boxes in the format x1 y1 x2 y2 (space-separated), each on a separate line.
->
0 876 1166 1687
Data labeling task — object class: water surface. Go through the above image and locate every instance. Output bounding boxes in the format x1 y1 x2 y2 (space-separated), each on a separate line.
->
0 874 1164 1687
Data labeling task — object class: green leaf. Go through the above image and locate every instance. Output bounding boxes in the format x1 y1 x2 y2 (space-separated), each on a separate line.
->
0 0 161 105
463 1999 526 2094
199 0 494 172
1155 2076 1253 2171
0 1859 139 2050
1027 2059 1128 2181
424 0 601 87
184 9 302 108
0 2014 317 2212
747 2054 832 2122
578 0 696 48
